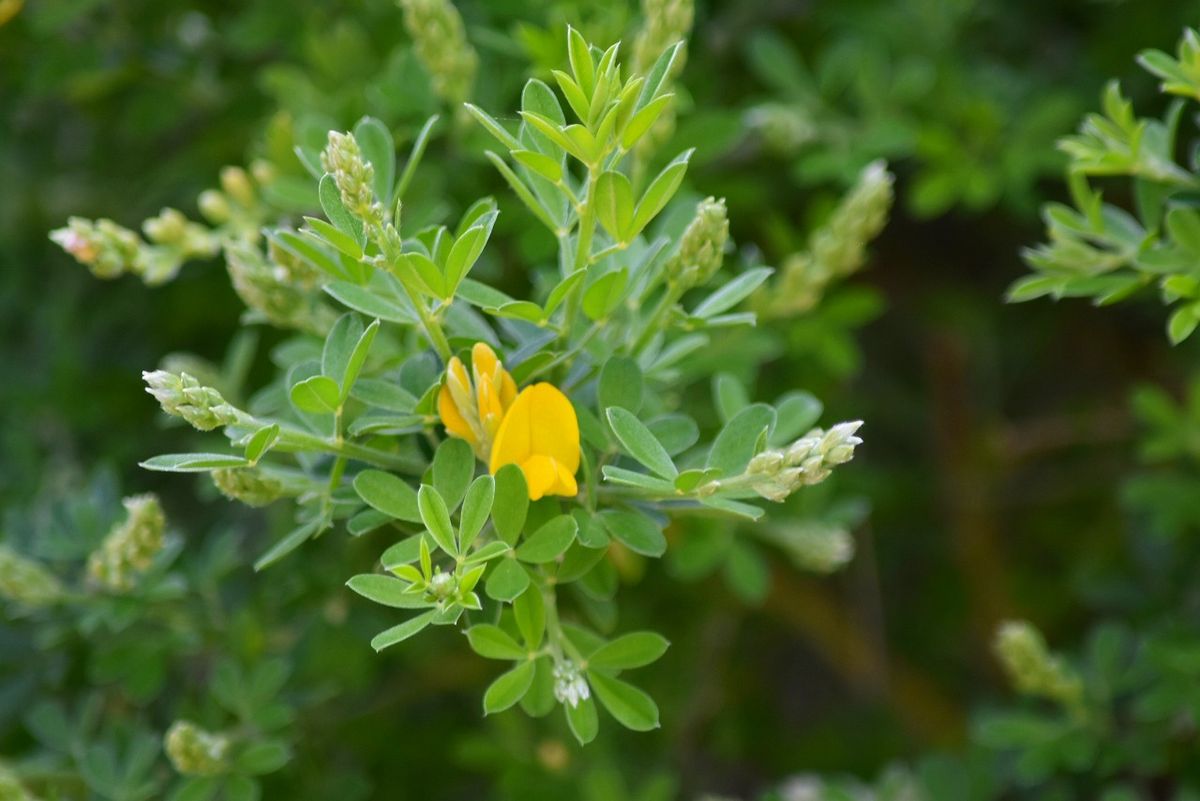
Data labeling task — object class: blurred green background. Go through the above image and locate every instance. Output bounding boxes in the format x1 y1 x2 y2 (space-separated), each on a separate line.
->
5 0 1200 798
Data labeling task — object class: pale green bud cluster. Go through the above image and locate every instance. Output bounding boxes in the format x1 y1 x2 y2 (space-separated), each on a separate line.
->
267 234 323 290
87 494 166 591
51 207 218 286
702 422 863 502
212 468 285 507
0 761 39 801
666 196 728 290
0 546 62 607
399 0 478 106
164 720 231 777
745 102 819 153
197 165 271 243
759 161 894 317
994 620 1085 714
633 0 693 76
779 523 855 573
226 242 337 334
321 131 383 229
143 370 247 431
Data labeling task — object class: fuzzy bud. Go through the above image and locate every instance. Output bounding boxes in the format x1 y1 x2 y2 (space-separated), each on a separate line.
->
219 166 256 208
759 161 894 317
666 197 729 290
0 546 62 607
745 103 818 153
552 660 590 708
164 721 230 777
212 468 285 508
320 131 382 228
399 0 478 106
143 370 246 431
225 242 336 334
87 494 166 591
50 217 141 280
994 621 1085 714
197 190 232 224
142 208 218 259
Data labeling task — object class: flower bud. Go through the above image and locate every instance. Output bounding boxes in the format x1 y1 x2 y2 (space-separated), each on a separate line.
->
0 546 62 607
552 660 590 708
198 190 232 224
437 343 518 461
212 468 285 507
758 161 893 317
321 131 382 228
400 0 478 106
745 103 818 153
633 0 694 77
164 721 230 777
666 197 729 290
143 370 246 431
219 166 255 208
87 494 166 591
994 620 1084 714
225 242 336 334
50 217 141 280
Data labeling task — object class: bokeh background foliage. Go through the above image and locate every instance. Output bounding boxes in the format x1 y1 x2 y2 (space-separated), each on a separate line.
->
5 0 1200 799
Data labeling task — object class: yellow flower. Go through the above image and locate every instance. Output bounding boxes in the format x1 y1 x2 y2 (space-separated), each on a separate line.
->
437 342 518 461
489 383 580 500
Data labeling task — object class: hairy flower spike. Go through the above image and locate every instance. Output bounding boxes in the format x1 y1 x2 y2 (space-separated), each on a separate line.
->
0 546 62 607
667 196 729 290
633 0 693 76
226 242 336 334
994 620 1086 716
212 468 285 507
438 342 518 461
758 160 894 317
164 721 231 777
489 383 581 501
399 0 478 106
87 494 166 591
703 422 863 502
321 131 383 229
143 370 248 432
51 217 143 280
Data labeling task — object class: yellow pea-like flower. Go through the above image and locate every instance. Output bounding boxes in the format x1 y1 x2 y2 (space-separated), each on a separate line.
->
437 342 517 461
488 383 581 501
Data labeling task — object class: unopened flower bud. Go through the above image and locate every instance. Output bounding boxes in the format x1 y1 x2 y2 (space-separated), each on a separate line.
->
427 570 456 601
0 546 62 607
143 370 247 431
219 166 255 208
165 721 230 777
198 190 232 224
633 0 694 76
142 208 218 260
745 103 818 153
321 131 382 228
212 468 285 507
667 197 729 289
226 242 336 334
50 217 141 280
552 660 590 708
87 494 166 591
994 620 1085 715
400 0 478 106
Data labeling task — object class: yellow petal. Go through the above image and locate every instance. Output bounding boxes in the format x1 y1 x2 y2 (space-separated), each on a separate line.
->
551 458 578 497
499 370 517 409
438 382 478 447
520 454 558 501
526 384 580 473
489 385 533 473
477 373 505 438
471 342 500 386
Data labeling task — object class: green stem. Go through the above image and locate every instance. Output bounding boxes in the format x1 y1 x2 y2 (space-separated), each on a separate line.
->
542 581 584 664
560 167 600 339
278 427 424 473
631 281 682 353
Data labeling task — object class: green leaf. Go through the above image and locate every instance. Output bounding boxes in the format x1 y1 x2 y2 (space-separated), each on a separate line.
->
726 541 769 604
325 279 418 324
598 509 666 557
598 356 643 414
492 464 529 545
432 437 474 511
601 465 676 493
621 93 672 150
595 171 635 243
483 661 536 715
713 373 749 424
483 151 560 233
588 632 670 671
692 267 773 318
566 25 595 96
606 408 677 479
346 575 429 609
565 696 599 745
637 41 683 107
353 116 396 206
458 475 495 551
463 104 521 151
512 149 563 183
582 269 628 320
322 313 362 385
303 216 362 260
512 585 546 648
318 174 364 246
772 391 823 446
340 319 379 401
707 403 776 476
485 557 530 602
464 540 511 565
465 624 526 659
521 657 557 717
370 609 437 651
235 740 291 775
243 424 280 464
516 515 578 563
224 776 261 801
290 375 341 415
353 470 421 522
647 414 699 455
381 534 427 568
140 453 250 472
587 671 660 730
444 210 498 294
544 269 587 318
418 485 457 556
632 149 693 235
